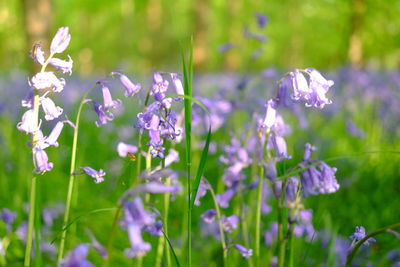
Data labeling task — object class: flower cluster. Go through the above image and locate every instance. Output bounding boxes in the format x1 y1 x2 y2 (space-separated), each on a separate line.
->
17 27 74 174
135 72 184 158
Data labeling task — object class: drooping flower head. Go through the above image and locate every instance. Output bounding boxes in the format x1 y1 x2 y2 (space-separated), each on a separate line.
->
50 26 71 54
111 71 141 97
350 226 376 246
234 244 253 259
81 167 106 184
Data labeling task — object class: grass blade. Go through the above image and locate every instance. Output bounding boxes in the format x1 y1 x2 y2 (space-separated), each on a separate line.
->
163 230 181 267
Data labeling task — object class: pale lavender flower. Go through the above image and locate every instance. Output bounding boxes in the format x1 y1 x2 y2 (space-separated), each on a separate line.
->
93 101 114 127
194 179 211 206
117 142 138 157
290 70 313 102
216 188 236 208
306 68 334 108
201 209 216 223
293 210 314 241
269 133 291 160
33 148 53 173
302 143 316 161
170 73 184 99
123 197 155 226
124 224 151 258
17 109 39 134
350 226 376 246
222 215 239 233
61 244 94 267
142 220 163 237
40 97 63 120
165 149 179 167
101 84 121 111
31 44 45 65
39 121 65 149
261 181 272 214
21 89 34 108
1 208 16 231
136 182 182 194
50 26 71 54
261 99 277 129
272 180 282 199
81 167 106 184
49 56 73 75
286 177 299 204
111 72 141 97
30 72 66 92
234 244 253 259
152 72 169 102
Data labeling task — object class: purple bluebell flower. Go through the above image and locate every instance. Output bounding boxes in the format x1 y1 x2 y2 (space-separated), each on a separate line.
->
33 148 53 173
201 209 217 223
255 13 268 28
50 26 71 54
293 210 315 241
30 72 66 92
264 222 278 246
221 215 239 233
93 101 114 127
165 149 179 167
290 70 312 102
1 208 16 231
17 109 39 134
40 96 63 120
170 73 184 99
216 188 236 208
61 244 94 267
142 220 163 237
38 121 65 149
269 133 291 160
243 27 267 42
261 181 272 214
42 203 64 227
286 177 299 204
302 143 316 161
272 115 291 136
194 179 211 206
122 197 155 226
117 142 138 157
136 102 161 131
136 182 182 194
265 161 278 181
16 221 28 242
101 84 121 111
140 168 179 182
306 68 334 108
300 161 339 196
234 244 253 259
272 180 282 199
151 72 169 104
124 224 151 258
261 99 277 129
222 162 245 187
81 167 106 184
111 72 141 97
350 226 376 246
87 231 108 259
49 56 73 75
31 44 45 65
21 89 34 108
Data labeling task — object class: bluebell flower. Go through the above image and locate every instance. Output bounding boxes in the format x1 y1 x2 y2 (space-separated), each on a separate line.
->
234 244 253 259
49 56 73 75
170 73 184 100
201 209 217 223
216 188 236 208
21 89 34 108
17 109 39 134
221 215 239 233
261 99 277 129
61 244 94 267
124 224 151 258
30 43 45 65
30 72 66 92
142 220 163 237
50 27 71 54
255 13 268 28
264 222 278 246
93 101 114 127
40 96 63 121
81 167 106 184
1 208 16 231
111 71 141 97
117 142 138 157
285 177 299 204
350 226 376 246
194 179 211 206
100 84 121 111
33 148 53 173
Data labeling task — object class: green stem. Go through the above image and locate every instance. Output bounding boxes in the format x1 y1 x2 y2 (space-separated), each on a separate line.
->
288 224 295 267
277 179 288 267
104 206 121 267
34 176 42 267
208 181 227 266
345 223 400 267
24 176 36 267
155 159 168 267
255 166 264 266
57 83 97 263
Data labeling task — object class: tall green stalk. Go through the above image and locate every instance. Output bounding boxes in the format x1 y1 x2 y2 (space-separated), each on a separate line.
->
277 179 288 267
57 83 97 263
254 164 264 266
24 53 54 267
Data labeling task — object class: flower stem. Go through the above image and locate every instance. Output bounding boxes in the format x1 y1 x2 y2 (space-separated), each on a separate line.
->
208 181 227 266
24 176 36 267
57 83 97 263
277 179 288 267
345 223 400 267
255 165 264 266
288 224 295 267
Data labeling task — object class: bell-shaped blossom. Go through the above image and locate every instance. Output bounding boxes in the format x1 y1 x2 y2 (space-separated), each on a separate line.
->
286 177 299 204
194 179 211 206
136 102 161 131
261 99 277 129
49 56 73 75
17 109 39 134
269 133 291 160
101 84 121 111
117 142 138 157
21 89 34 108
38 121 65 149
302 143 317 161
111 72 141 97
30 72 66 92
93 101 114 127
165 149 179 167
290 70 312 102
293 210 315 241
34 148 53 174
123 197 155 226
170 73 184 100
31 44 45 65
40 97 63 120
350 226 376 246
216 188 236 208
50 26 71 54
221 215 240 233
61 244 94 267
136 182 182 194
124 224 151 258
306 68 334 108
201 209 216 223
81 167 106 184
234 244 253 259
142 220 163 236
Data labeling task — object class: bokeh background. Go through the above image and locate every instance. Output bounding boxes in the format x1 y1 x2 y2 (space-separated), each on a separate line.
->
1 0 400 75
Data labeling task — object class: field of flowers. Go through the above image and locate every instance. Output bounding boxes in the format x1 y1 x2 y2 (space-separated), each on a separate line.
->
1 6 400 267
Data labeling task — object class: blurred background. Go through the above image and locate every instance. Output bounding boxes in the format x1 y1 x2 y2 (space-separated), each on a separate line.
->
1 0 400 76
